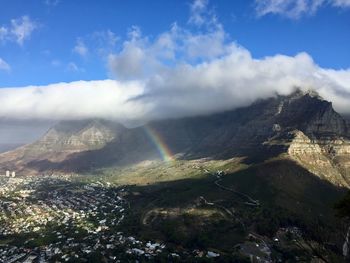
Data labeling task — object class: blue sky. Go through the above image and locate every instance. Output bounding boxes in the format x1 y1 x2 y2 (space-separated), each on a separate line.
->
0 0 350 144
0 0 349 87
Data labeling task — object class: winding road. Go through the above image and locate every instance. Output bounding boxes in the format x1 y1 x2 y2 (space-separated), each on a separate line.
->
213 171 260 207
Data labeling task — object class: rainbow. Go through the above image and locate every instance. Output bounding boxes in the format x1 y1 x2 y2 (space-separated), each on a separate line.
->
143 125 174 162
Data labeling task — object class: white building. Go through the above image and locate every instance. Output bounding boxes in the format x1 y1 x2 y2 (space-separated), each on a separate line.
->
11 171 15 178
5 171 10 177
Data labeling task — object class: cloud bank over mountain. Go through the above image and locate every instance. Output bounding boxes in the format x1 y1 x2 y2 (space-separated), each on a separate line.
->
0 0 349 124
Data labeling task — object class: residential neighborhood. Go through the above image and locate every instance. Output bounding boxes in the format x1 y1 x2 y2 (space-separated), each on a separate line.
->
0 174 177 262
0 174 232 262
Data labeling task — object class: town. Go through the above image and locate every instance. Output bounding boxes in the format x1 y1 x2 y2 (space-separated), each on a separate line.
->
0 172 312 262
0 174 178 262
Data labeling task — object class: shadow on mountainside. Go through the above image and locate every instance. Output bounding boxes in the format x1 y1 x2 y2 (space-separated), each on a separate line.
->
11 158 350 260
116 159 347 259
124 159 346 223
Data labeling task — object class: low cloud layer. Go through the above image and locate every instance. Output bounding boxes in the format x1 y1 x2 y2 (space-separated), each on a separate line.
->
0 80 144 122
1 48 350 124
0 0 350 125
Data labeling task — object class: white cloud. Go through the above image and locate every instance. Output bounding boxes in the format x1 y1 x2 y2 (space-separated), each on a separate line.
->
189 0 208 26
135 49 350 120
0 26 8 41
91 30 118 56
1 47 350 123
0 80 145 121
73 38 88 57
331 0 350 7
108 46 145 80
107 22 230 80
66 62 84 72
51 59 61 67
93 30 118 48
44 0 60 7
255 0 350 19
0 16 37 45
10 16 37 45
70 30 118 60
188 0 220 29
0 58 11 72
0 0 350 123
107 27 149 80
0 16 38 46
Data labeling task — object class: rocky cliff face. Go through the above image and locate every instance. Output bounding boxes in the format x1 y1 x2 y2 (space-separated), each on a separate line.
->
1 89 349 187
261 91 350 187
276 91 348 137
38 119 118 152
287 130 350 187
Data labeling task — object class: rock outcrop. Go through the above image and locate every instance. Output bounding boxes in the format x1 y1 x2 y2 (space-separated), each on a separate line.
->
287 130 350 187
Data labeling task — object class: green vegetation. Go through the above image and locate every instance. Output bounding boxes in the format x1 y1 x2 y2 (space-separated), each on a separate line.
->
81 158 246 186
90 156 347 261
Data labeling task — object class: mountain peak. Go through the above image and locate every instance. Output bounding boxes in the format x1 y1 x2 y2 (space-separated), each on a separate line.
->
274 89 348 138
40 119 126 150
286 88 323 100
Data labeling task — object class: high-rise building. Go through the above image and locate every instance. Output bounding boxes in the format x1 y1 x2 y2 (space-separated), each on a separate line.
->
11 171 15 177
5 171 10 177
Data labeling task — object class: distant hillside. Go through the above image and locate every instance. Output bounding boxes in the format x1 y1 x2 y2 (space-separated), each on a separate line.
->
0 119 125 175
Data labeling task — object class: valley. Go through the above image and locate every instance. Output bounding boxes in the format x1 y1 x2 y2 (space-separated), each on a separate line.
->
1 90 350 262
1 0 349 261
0 157 346 262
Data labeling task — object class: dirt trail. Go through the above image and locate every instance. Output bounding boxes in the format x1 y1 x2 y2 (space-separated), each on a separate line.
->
213 172 260 207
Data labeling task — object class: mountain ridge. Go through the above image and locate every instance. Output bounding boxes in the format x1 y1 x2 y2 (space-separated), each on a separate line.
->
1 90 349 187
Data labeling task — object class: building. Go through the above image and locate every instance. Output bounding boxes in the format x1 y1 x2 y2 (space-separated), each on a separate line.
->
5 171 10 177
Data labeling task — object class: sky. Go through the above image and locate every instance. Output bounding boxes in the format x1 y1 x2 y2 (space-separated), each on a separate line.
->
0 0 350 144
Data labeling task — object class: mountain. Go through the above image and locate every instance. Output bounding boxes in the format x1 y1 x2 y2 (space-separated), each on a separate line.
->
0 119 125 175
1 89 349 187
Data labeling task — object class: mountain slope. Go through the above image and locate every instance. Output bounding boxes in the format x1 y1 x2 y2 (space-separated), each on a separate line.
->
0 119 126 175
